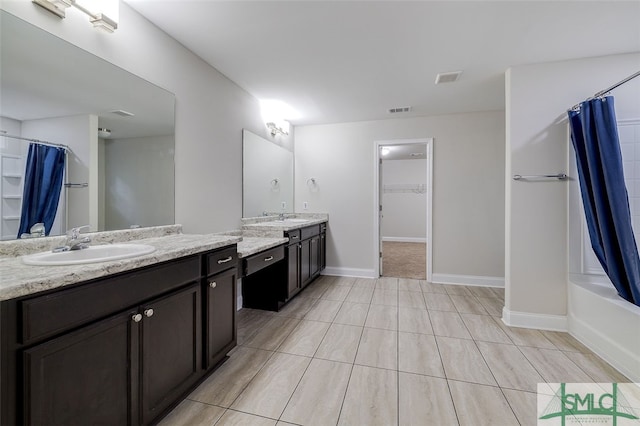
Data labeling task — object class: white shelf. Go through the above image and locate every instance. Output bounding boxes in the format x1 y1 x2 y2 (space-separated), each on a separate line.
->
2 195 22 199
2 216 20 220
2 174 22 178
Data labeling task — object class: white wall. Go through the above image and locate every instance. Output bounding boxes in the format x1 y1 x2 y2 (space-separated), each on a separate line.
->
381 159 426 242
0 1 293 233
103 135 174 230
505 52 640 328
295 110 505 279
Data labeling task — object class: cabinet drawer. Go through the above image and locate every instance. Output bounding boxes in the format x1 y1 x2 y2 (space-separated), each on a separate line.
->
20 256 200 345
320 222 327 233
205 246 238 276
286 229 301 244
301 225 320 240
244 245 285 276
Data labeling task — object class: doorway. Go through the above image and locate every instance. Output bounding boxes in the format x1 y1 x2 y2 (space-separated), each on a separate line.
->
373 138 433 281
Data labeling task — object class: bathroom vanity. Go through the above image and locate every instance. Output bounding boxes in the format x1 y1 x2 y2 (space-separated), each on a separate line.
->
241 217 328 311
0 228 241 426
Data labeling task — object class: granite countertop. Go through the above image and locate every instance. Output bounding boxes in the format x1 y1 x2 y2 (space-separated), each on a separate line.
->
237 237 288 258
0 233 241 301
241 214 328 238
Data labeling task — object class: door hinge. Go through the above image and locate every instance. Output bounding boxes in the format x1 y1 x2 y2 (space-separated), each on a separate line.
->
379 205 382 212
379 251 382 258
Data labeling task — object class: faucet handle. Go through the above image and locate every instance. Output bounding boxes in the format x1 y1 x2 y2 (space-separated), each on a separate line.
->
68 225 91 238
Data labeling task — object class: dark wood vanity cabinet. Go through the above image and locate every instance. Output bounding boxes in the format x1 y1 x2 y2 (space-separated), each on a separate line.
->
286 222 327 293
0 245 238 426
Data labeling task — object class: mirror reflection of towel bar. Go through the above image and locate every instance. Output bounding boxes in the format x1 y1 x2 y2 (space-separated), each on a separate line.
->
64 183 88 188
513 173 568 181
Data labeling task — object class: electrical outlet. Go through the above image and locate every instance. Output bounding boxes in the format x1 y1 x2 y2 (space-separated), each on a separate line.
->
303 201 308 210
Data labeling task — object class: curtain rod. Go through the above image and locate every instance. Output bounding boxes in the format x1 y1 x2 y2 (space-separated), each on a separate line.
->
0 130 71 152
571 70 640 111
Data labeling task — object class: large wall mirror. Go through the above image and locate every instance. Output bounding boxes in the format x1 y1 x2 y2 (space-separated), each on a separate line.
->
0 11 175 240
242 129 293 217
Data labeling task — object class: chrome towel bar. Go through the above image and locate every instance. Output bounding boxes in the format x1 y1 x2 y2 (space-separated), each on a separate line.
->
513 173 568 181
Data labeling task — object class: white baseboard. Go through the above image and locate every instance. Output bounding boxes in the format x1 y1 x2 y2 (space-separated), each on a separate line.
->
382 237 427 243
322 267 376 279
431 273 504 288
569 313 640 383
501 307 568 331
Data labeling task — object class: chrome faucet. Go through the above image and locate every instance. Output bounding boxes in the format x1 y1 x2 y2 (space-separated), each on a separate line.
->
53 225 91 252
278 212 285 221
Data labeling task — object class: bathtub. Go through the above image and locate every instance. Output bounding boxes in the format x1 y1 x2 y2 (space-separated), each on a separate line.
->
568 274 640 382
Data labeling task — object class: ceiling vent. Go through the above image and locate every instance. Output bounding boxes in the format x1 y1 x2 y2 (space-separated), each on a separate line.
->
388 106 411 114
109 109 135 117
409 152 424 157
435 71 462 84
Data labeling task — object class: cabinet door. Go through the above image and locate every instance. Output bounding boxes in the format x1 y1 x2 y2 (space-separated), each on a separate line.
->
140 283 202 425
320 232 326 270
287 243 301 299
310 236 320 279
23 309 139 426
205 267 237 369
300 239 311 285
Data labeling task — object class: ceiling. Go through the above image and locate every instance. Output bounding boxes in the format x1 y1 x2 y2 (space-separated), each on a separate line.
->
126 1 640 127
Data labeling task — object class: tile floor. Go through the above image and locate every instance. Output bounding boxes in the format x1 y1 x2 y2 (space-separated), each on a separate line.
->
159 276 629 426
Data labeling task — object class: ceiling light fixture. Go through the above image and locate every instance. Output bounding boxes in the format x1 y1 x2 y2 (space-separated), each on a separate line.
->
33 0 119 32
98 128 111 138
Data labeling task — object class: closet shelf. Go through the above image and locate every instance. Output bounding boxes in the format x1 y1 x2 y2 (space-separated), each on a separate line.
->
2 216 20 221
2 174 22 178
383 184 427 194
2 195 21 199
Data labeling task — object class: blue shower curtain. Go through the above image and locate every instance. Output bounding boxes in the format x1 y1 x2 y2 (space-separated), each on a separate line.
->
17 143 66 237
568 96 640 306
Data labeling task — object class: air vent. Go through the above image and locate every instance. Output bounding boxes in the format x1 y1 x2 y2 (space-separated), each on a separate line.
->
409 152 423 157
435 71 462 84
109 109 135 117
388 106 412 114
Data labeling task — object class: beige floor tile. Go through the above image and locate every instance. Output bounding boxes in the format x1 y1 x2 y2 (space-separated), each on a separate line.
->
371 288 398 306
461 313 512 344
332 277 356 287
302 281 331 299
449 295 488 315
315 323 363 363
303 299 342 322
333 302 369 326
338 365 398 426
352 278 377 288
319 285 351 302
345 286 374 303
277 320 330 357
230 353 311 419
399 373 457 426
355 327 398 370
424 292 456 311
448 380 519 426
157 399 225 426
567 351 629 382
241 316 301 351
398 332 444 377
275 296 318 319
443 284 472 296
398 306 433 335
398 290 426 309
375 277 398 290
421 281 447 294
502 389 537 426
280 359 352 426
541 331 592 353
489 287 505 300
475 296 504 316
398 278 422 292
492 319 556 349
365 304 398 330
237 310 274 345
215 410 277 426
476 341 544 392
436 336 496 386
188 346 273 407
429 311 472 339
519 347 593 383
466 286 498 299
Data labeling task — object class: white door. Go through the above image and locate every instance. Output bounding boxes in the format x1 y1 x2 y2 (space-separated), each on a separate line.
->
379 156 384 276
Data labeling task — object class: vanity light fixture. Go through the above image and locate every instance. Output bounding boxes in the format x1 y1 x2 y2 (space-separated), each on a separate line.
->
266 121 290 136
33 0 119 32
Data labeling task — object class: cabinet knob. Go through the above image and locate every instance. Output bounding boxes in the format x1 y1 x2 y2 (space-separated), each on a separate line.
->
217 256 233 264
209 281 217 288
144 308 154 318
132 313 142 323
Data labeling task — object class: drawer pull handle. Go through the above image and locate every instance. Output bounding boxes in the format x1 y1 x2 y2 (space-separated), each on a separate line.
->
132 314 142 323
290 235 299 240
209 281 217 289
217 256 233 264
144 308 154 318
264 256 274 262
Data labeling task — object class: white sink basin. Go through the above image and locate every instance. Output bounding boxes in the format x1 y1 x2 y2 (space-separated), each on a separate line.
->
22 244 157 266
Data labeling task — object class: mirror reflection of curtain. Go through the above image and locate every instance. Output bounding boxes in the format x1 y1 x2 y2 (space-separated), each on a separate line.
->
17 144 66 237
